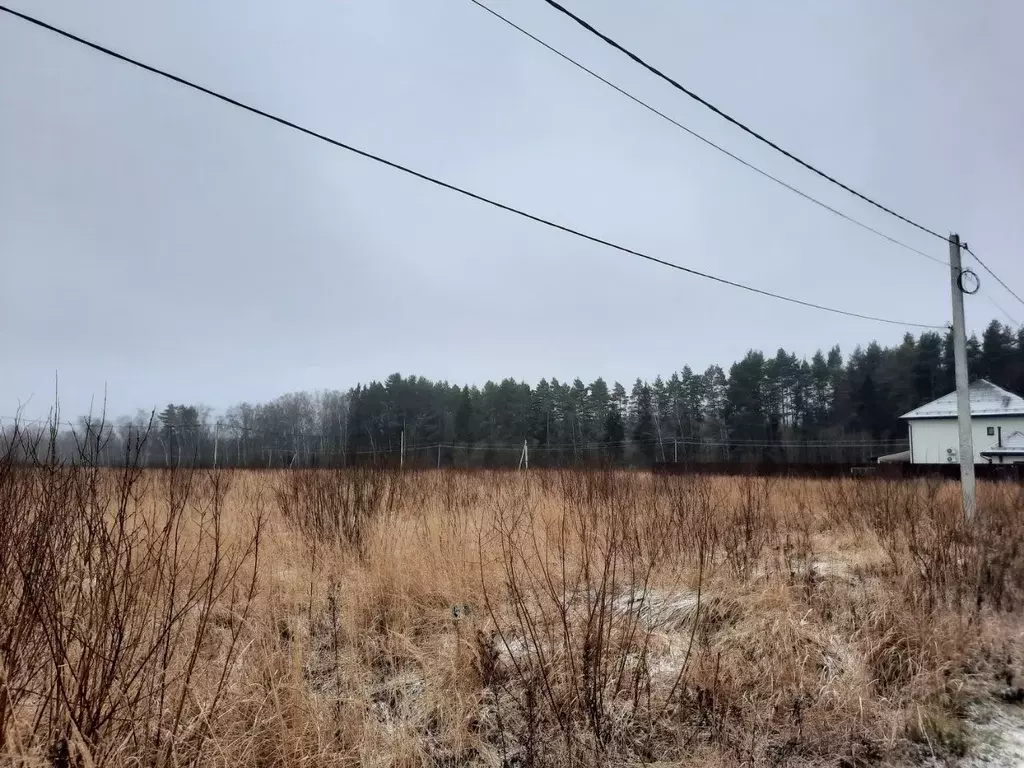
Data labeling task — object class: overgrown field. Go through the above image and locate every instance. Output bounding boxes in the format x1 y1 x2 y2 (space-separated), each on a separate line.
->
2 454 1024 766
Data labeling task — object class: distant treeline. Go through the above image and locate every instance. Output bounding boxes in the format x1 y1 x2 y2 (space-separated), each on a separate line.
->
6 320 1024 468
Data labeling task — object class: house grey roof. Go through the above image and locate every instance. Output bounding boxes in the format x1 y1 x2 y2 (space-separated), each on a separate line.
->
981 430 1024 456
900 379 1024 420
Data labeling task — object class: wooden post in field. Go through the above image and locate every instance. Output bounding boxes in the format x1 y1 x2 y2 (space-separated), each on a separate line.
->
400 429 405 470
437 442 441 469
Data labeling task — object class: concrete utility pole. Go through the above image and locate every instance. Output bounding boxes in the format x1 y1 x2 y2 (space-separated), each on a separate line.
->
949 234 976 520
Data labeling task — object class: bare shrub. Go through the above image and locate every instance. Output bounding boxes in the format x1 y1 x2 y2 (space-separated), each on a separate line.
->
274 466 404 554
1 445 1020 767
819 478 859 535
721 475 774 580
478 469 712 765
777 481 817 590
837 478 1024 614
902 480 972 610
663 473 722 570
852 478 920 574
0 419 264 766
0 426 54 749
974 483 1024 611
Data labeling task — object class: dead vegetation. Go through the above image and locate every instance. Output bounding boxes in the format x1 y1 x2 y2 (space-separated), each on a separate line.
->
2 425 1024 766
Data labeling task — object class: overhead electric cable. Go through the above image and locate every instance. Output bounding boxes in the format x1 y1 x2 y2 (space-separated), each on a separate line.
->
963 245 1024 314
539 0 952 244
467 0 946 267
0 5 943 330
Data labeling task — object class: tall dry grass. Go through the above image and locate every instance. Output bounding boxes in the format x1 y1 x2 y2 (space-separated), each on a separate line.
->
2 426 1024 766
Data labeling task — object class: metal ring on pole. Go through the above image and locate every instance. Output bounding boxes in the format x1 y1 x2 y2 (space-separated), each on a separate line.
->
957 268 980 295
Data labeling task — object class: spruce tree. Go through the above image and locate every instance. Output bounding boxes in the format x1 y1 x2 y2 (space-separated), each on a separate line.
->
603 404 625 463
632 384 657 464
454 386 474 446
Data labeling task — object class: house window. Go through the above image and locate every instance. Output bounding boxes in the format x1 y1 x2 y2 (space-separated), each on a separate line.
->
987 427 995 436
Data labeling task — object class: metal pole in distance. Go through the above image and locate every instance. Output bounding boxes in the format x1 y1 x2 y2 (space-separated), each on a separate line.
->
949 234 976 520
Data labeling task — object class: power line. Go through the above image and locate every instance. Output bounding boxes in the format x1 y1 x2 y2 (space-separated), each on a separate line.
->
539 0 950 245
0 5 943 331
0 415 910 448
0 416 907 452
964 244 1024 314
467 0 946 268
981 291 1020 328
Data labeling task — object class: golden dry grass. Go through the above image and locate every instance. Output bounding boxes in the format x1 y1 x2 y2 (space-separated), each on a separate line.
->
1 462 1023 766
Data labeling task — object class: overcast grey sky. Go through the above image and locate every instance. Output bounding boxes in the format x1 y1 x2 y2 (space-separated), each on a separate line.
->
2 0 1022 420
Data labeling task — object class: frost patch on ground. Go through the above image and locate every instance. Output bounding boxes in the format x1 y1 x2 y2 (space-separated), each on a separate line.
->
958 705 1024 767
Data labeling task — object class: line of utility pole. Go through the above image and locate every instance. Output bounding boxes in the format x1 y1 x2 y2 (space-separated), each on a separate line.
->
949 233 976 521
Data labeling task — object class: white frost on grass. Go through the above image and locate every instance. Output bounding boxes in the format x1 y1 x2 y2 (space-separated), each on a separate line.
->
958 705 1024 767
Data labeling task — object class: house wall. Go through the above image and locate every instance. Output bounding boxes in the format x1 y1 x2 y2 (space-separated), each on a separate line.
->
908 416 1024 464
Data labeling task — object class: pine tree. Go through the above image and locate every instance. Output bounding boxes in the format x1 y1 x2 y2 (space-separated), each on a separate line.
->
158 404 178 435
912 332 944 405
611 381 628 415
530 379 553 446
1015 328 1024 394
968 333 982 378
980 320 1015 385
702 365 728 443
603 404 625 462
454 386 474 446
809 351 831 428
941 329 957 393
792 359 812 435
652 375 670 461
632 384 657 464
853 375 879 437
680 366 705 441
826 346 848 429
568 378 589 451
725 351 766 444
589 378 611 443
158 404 178 465
628 378 645 438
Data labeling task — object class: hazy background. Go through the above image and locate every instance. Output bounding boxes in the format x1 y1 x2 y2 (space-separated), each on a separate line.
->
2 0 1022 419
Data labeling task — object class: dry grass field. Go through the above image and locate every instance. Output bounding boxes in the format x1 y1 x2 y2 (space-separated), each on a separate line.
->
2 455 1024 766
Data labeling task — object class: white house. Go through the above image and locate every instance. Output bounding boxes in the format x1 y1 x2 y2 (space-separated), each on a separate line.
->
900 379 1024 465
